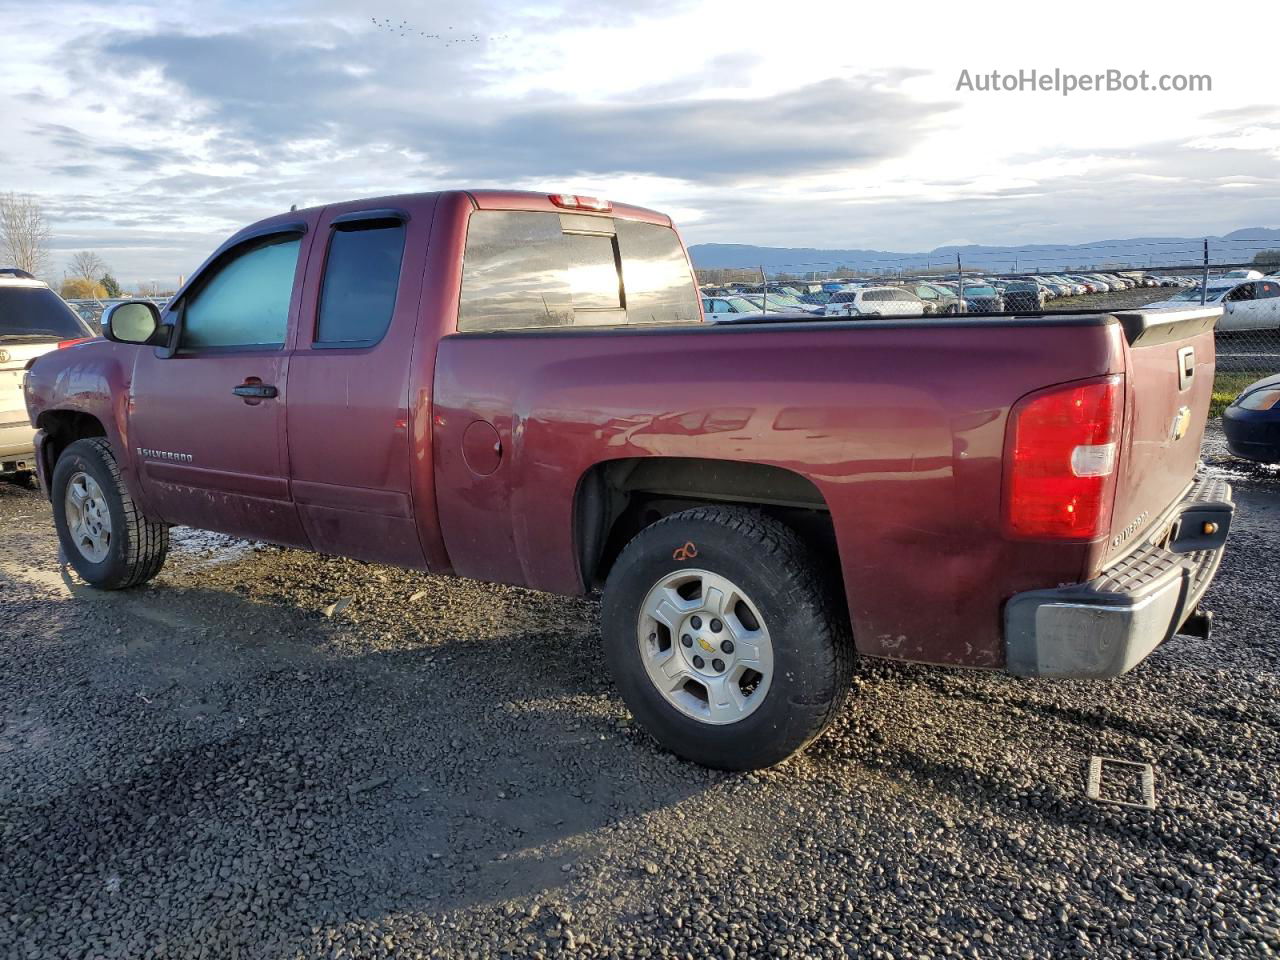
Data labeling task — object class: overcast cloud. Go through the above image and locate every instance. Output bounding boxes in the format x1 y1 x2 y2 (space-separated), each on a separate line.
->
0 0 1276 286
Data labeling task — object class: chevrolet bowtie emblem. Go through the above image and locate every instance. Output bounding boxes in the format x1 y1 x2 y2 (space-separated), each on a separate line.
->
1171 405 1191 442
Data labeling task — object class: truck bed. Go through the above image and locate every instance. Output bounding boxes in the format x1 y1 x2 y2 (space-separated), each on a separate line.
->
432 310 1211 670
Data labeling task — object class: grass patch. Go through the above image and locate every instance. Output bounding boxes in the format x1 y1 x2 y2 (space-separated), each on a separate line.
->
1210 372 1258 418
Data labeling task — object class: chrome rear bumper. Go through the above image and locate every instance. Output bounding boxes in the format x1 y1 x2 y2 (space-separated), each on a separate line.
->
1004 475 1233 678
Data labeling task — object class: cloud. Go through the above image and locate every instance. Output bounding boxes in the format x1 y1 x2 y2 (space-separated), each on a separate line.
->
92 27 953 184
1202 104 1280 121
413 78 955 182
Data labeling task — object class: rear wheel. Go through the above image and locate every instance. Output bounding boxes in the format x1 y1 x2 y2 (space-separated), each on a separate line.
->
51 438 168 589
601 506 853 770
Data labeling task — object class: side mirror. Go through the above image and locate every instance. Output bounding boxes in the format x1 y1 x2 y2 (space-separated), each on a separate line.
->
103 301 163 345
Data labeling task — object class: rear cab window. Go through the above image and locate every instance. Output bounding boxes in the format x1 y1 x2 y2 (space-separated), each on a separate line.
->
457 210 699 332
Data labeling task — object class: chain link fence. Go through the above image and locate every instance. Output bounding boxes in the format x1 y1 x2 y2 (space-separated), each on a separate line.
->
695 236 1280 409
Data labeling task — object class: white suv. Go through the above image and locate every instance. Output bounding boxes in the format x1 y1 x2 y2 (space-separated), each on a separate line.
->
1 269 96 476
823 286 926 318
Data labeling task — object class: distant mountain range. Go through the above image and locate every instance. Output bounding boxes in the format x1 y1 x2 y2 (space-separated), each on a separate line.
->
688 227 1280 275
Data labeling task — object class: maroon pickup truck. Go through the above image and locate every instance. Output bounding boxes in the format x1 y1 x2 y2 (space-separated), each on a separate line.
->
24 190 1233 769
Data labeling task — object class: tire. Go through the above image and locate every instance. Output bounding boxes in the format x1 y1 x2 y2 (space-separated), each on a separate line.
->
51 437 168 589
601 506 853 770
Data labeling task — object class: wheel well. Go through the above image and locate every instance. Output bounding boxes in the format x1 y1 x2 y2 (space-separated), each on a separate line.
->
36 411 107 489
575 457 841 591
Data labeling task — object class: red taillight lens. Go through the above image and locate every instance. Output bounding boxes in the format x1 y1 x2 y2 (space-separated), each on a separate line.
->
57 337 94 349
1005 375 1123 540
548 193 612 212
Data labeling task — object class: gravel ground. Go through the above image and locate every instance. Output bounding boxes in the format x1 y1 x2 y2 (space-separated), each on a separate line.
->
1 427 1277 960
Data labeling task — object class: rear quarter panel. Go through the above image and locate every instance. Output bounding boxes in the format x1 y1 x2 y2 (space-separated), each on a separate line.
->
432 318 1126 669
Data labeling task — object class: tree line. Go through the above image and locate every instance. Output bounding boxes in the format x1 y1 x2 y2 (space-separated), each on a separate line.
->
1 192 124 298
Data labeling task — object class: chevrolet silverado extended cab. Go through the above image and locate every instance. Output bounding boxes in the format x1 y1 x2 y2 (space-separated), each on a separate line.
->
24 190 1233 770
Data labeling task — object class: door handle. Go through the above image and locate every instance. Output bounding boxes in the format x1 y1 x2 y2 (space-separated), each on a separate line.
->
233 382 278 399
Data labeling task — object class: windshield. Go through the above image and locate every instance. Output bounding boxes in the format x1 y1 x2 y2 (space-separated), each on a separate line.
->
1169 287 1228 303
725 297 760 313
746 294 804 310
0 286 93 341
964 285 997 297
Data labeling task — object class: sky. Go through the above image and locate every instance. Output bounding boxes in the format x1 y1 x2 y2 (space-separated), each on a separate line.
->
1 0 1278 287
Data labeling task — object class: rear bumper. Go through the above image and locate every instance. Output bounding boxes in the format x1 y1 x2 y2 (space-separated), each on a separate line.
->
1004 475 1233 678
0 419 36 471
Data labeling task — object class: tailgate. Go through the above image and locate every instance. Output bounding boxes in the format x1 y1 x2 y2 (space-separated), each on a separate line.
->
1103 307 1221 569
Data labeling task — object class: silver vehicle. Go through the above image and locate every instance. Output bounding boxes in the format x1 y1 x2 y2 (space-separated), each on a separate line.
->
1 269 96 476
823 286 926 318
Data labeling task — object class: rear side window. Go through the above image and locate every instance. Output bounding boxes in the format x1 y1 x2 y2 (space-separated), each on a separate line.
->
457 210 697 332
458 212 611 331
316 221 406 346
0 286 91 341
182 234 301 349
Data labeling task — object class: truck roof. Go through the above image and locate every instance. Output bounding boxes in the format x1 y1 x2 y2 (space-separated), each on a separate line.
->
282 189 671 228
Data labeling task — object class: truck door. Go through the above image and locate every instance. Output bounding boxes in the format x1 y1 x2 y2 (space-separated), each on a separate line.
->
284 200 432 568
128 226 313 546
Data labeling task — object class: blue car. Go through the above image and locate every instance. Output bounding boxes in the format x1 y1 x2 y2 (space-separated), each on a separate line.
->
1223 374 1280 463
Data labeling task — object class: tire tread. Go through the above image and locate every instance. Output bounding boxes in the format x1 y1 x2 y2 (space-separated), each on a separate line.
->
65 438 169 588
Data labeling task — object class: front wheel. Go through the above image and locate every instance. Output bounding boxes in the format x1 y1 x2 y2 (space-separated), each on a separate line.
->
51 438 169 589
601 507 853 770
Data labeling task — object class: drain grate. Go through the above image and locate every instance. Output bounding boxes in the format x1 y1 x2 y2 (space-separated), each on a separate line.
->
1086 756 1156 810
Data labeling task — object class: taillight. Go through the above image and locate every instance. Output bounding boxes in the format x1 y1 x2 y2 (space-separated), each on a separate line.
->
1005 375 1123 540
57 337 94 348
549 193 612 212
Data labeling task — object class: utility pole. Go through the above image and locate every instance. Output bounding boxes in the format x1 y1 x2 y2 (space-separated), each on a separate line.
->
1201 239 1209 305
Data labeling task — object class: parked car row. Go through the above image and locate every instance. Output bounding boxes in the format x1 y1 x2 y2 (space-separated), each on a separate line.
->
702 270 1187 319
